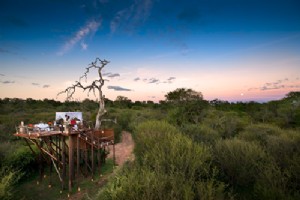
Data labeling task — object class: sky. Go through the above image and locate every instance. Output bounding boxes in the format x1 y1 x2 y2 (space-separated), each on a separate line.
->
1 0 300 103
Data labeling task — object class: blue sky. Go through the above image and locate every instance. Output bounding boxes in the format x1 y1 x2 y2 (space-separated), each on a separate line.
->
1 0 300 102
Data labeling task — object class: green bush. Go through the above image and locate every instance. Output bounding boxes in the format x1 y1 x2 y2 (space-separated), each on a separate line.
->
3 145 36 176
254 163 294 200
214 138 269 187
237 123 283 145
237 124 300 199
203 110 249 139
134 121 211 179
180 124 221 144
98 165 195 200
0 169 22 200
264 130 300 194
98 121 231 200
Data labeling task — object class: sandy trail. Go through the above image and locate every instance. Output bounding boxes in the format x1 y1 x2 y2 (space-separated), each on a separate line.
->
107 131 135 166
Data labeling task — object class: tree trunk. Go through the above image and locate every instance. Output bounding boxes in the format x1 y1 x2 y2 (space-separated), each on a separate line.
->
95 90 106 130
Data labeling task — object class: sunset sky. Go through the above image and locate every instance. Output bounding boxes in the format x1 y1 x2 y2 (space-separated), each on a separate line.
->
1 0 300 102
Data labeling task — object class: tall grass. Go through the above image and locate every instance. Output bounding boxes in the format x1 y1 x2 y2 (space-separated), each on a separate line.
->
97 121 232 200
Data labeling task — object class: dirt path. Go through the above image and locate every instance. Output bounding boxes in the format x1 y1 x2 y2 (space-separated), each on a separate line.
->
107 131 135 166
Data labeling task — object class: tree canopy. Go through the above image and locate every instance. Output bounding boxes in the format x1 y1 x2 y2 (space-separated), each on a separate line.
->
165 88 203 103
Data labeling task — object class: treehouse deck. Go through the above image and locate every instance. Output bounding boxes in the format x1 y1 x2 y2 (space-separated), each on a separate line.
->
14 128 115 192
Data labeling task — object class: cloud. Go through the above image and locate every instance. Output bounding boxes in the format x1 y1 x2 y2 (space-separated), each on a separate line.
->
110 6 134 33
109 0 153 33
133 76 176 84
1 80 15 84
103 72 120 78
248 78 299 91
107 85 132 91
80 41 88 50
0 74 4 76
32 83 40 86
57 19 101 55
167 76 176 83
261 85 285 91
108 73 120 78
148 78 159 84
43 85 50 88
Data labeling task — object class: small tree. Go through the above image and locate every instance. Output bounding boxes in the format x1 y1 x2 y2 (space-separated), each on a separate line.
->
165 88 203 103
57 58 109 130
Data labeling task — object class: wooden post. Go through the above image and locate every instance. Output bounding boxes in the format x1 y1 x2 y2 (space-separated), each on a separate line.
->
77 135 80 178
39 140 44 183
62 136 66 190
49 137 53 186
113 142 116 167
91 132 94 179
97 146 101 176
85 143 88 176
68 133 75 192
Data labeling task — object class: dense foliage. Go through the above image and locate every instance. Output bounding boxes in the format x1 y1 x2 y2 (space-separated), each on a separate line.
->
0 90 300 199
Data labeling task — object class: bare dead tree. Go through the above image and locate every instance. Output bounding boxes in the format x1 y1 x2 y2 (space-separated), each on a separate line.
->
57 58 109 130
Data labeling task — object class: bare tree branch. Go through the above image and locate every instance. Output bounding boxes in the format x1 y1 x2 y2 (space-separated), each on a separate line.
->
57 58 110 130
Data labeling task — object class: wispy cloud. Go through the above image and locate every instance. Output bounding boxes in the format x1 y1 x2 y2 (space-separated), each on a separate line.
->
167 77 176 83
109 0 153 33
110 7 134 33
248 78 300 91
103 72 120 78
148 78 159 84
43 84 50 88
31 82 50 88
107 85 132 91
0 74 5 76
1 80 15 84
134 76 176 84
80 41 88 50
57 19 101 55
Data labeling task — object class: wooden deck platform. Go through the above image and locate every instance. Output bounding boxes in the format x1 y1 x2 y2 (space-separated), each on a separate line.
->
14 127 115 192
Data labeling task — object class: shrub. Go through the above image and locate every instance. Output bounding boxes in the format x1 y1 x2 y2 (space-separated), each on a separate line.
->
264 130 300 194
196 168 233 200
203 110 249 139
3 145 37 177
134 121 211 179
98 121 231 200
214 138 269 187
238 123 283 145
254 163 293 200
0 169 22 200
98 165 195 200
180 124 220 144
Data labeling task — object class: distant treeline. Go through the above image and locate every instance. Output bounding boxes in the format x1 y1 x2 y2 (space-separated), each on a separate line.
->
1 90 300 139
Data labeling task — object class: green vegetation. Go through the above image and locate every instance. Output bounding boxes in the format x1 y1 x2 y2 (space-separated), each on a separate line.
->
0 90 300 199
98 121 232 200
